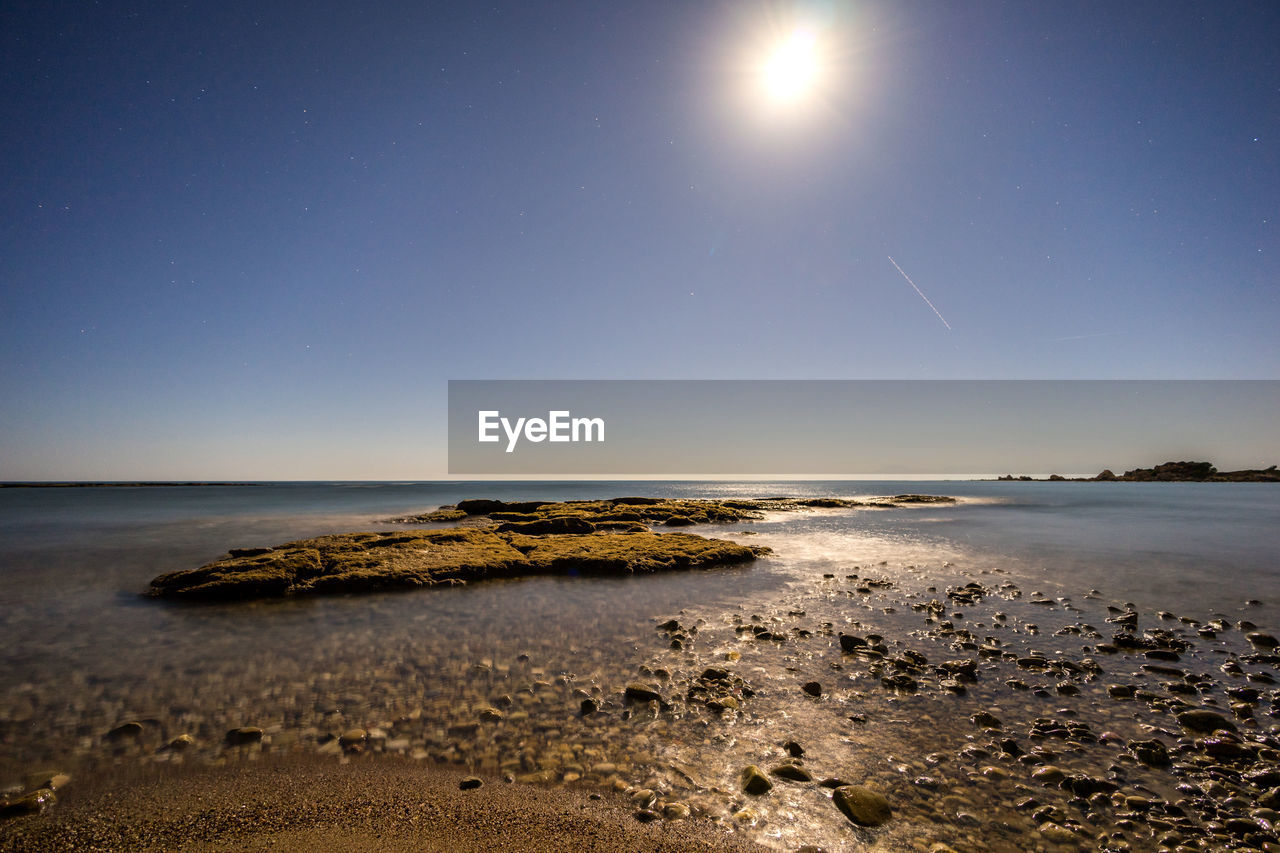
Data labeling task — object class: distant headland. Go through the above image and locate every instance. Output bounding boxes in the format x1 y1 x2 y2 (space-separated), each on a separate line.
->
996 461 1279 482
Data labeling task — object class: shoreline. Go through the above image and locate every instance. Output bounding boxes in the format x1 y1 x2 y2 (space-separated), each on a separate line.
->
0 753 767 853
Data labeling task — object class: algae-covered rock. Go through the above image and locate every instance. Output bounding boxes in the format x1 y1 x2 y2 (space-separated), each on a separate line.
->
496 516 595 535
456 499 551 515
150 529 767 601
392 494 956 529
741 765 773 795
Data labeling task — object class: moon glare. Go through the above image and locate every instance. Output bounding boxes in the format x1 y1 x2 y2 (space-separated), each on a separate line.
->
761 29 821 103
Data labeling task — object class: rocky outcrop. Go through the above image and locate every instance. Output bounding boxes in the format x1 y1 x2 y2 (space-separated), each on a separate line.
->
388 495 960 527
149 528 768 601
1113 461 1278 481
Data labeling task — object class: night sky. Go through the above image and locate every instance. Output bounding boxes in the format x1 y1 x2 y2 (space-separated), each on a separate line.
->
2 2 1277 479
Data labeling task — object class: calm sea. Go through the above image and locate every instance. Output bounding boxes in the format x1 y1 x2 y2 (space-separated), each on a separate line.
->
2 479 1277 655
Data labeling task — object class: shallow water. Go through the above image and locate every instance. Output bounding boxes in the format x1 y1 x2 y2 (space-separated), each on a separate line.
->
1 481 1278 851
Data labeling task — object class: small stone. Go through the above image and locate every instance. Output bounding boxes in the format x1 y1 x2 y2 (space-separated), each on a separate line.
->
802 681 823 697
783 739 805 757
338 728 367 748
1247 632 1279 649
0 788 56 819
478 707 504 722
1128 738 1171 767
106 721 144 741
1065 775 1117 797
624 683 663 704
1038 822 1077 843
970 711 1002 729
580 698 599 715
770 764 814 782
168 734 195 751
1176 710 1237 734
1032 766 1067 785
839 633 868 651
633 808 661 823
741 765 773 795
663 802 691 820
880 673 917 691
225 726 264 746
832 785 892 827
459 776 483 790
631 789 657 808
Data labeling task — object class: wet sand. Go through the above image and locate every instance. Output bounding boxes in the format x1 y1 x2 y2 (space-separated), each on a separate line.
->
0 754 768 852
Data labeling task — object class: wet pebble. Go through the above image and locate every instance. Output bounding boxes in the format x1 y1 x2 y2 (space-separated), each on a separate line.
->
832 784 893 827
741 764 773 795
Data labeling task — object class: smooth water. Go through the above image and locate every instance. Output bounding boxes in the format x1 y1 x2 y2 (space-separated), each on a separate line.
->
3 480 1275 617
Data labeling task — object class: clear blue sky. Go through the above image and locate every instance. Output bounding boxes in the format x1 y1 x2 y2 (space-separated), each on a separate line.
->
1 1 1276 479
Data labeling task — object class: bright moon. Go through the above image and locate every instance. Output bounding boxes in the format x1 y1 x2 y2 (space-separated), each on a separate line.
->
761 29 821 102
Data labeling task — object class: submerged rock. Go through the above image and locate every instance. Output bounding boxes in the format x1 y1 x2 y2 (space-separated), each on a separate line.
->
741 765 773 795
832 785 893 826
0 788 56 820
1246 632 1280 649
105 721 143 741
224 726 263 746
1176 709 1238 734
770 764 815 782
623 683 664 705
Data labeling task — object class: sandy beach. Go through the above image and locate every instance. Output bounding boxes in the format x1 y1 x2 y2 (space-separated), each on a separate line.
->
0 755 768 853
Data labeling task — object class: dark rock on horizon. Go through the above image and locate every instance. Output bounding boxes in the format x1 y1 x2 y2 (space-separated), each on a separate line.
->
998 461 1279 482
